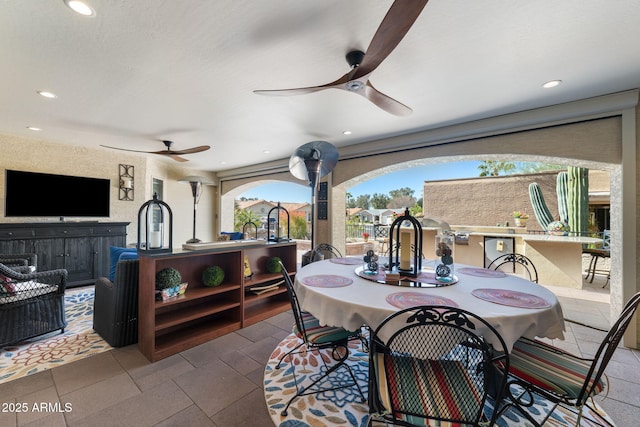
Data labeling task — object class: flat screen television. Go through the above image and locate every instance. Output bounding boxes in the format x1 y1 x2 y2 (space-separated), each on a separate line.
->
5 170 110 217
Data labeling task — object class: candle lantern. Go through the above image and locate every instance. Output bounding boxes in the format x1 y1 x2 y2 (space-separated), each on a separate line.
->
435 233 455 282
388 208 423 277
267 202 291 243
137 193 173 253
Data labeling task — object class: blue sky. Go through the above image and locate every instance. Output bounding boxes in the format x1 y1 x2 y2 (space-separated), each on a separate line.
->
239 160 484 203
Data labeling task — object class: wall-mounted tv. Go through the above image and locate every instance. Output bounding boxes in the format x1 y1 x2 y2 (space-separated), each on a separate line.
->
5 170 110 217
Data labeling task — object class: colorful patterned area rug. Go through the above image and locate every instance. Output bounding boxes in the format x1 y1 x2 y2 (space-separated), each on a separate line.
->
0 287 111 385
264 334 615 427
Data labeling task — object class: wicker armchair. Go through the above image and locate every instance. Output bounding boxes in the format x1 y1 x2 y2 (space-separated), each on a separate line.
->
0 262 67 347
0 253 37 270
93 259 139 347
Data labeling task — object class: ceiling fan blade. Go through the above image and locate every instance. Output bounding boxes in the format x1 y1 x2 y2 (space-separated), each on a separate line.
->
167 145 211 155
352 0 428 80
169 154 189 162
150 151 191 162
100 145 151 154
254 73 351 96
358 81 412 116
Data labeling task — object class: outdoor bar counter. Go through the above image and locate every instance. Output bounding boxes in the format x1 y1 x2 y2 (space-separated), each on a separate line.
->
420 226 601 288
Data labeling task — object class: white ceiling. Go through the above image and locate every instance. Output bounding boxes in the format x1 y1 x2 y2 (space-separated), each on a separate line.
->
2 0 639 172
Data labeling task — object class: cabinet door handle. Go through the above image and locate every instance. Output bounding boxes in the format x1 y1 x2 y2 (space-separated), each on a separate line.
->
57 254 65 258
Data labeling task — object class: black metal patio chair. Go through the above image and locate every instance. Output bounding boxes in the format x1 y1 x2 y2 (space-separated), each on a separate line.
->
498 292 640 426
488 253 539 283
368 305 510 427
277 261 366 416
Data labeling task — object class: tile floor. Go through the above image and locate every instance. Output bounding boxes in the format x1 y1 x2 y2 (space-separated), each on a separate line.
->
1 272 639 426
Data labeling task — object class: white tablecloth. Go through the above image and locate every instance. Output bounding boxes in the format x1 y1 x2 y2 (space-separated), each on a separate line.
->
295 259 565 352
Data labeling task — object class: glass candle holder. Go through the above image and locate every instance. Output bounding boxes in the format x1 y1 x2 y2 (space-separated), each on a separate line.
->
435 234 455 282
363 243 378 275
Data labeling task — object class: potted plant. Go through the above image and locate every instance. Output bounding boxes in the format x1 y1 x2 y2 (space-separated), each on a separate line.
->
513 211 529 227
362 232 370 242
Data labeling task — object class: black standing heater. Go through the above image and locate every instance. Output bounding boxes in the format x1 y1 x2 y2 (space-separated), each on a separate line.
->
289 141 339 253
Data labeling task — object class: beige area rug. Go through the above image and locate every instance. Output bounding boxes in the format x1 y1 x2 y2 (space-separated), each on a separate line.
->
0 287 111 385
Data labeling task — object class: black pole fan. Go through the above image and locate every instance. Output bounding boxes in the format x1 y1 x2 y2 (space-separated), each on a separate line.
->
289 141 339 251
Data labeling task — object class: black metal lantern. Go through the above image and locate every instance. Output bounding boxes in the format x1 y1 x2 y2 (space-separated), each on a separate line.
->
267 202 290 243
137 193 173 253
388 208 423 277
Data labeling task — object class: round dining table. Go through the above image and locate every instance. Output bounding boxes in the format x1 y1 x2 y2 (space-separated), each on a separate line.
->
294 257 566 351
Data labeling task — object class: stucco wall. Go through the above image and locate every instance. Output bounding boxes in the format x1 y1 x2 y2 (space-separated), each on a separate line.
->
423 172 560 229
0 133 217 245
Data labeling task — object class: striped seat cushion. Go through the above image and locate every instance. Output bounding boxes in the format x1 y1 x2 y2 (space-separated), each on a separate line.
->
509 338 605 399
373 352 482 426
293 312 357 344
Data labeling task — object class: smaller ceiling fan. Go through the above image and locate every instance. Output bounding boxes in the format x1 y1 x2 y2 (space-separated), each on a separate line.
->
254 0 428 116
101 140 210 162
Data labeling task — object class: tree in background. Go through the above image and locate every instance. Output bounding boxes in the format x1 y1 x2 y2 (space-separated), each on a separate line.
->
409 203 422 217
515 162 564 174
387 187 417 209
234 208 261 232
478 160 516 176
346 192 356 209
370 193 391 209
356 194 372 209
286 211 308 239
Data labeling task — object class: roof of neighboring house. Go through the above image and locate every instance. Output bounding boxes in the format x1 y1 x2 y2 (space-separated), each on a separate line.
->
236 199 275 210
279 202 311 213
347 208 364 216
236 199 310 213
364 208 406 216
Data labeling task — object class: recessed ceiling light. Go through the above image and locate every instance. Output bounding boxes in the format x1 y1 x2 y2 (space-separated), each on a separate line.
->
220 161 227 165
542 80 562 89
37 91 57 99
263 150 270 154
64 0 96 17
343 130 352 135
27 126 42 131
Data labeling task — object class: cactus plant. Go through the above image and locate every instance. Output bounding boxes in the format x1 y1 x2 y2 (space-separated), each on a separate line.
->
528 182 554 230
556 171 569 224
567 166 589 235
529 167 588 234
156 267 182 290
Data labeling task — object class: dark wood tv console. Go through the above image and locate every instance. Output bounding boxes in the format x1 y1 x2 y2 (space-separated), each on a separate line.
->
138 241 296 362
0 222 129 287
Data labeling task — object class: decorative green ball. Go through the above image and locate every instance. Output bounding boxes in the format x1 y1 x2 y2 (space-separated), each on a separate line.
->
202 265 225 287
156 267 181 290
266 257 282 273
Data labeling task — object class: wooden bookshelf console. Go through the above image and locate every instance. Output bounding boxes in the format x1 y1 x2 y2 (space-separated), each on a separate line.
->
138 241 296 362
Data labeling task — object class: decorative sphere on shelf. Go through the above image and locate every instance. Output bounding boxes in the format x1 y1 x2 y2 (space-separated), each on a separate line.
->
156 267 182 290
202 265 225 287
266 257 282 273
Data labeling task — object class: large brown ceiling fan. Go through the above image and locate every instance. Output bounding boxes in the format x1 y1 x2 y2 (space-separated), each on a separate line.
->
101 140 210 162
254 0 428 116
